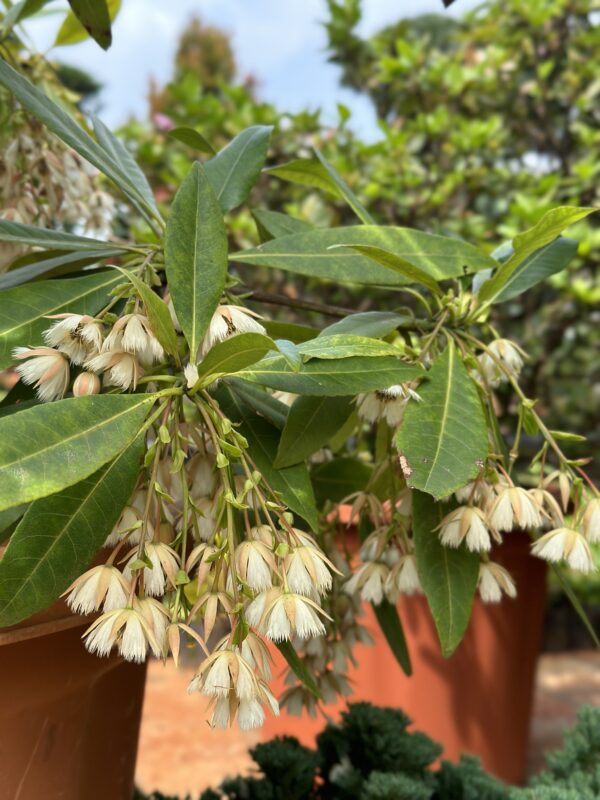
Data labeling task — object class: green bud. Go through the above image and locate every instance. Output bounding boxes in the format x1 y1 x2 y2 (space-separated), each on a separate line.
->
216 452 229 469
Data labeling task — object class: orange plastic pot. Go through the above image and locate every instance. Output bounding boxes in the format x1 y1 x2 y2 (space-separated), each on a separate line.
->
0 600 147 800
262 530 546 785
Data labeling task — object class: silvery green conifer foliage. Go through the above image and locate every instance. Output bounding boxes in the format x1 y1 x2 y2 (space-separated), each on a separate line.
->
0 53 598 729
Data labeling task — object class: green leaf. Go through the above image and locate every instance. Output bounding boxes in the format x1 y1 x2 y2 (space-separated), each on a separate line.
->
164 161 228 359
92 115 159 218
0 59 157 221
168 126 216 154
0 393 154 512
0 270 122 369
478 206 597 306
412 490 479 657
274 339 303 372
0 249 124 289
494 237 579 303
297 334 401 360
237 354 421 396
204 125 272 213
56 0 118 50
0 504 27 539
0 435 143 627
275 396 354 468
265 158 341 195
334 244 443 295
311 457 373 507
373 601 412 676
194 333 277 383
0 0 52 37
227 378 288 429
395 341 488 499
0 218 131 253
319 311 410 339
115 268 179 360
263 319 318 344
215 384 318 531
275 640 321 699
252 209 312 242
232 226 497 286
313 148 374 224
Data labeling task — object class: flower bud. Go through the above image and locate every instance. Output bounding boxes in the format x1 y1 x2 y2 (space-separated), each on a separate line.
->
73 371 101 396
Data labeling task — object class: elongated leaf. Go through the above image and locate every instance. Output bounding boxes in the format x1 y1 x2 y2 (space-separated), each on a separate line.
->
115 268 179 360
479 206 597 306
373 601 412 675
275 396 354 468
169 127 216 154
275 640 321 699
319 311 409 339
164 162 228 359
311 457 373 507
92 115 159 218
0 219 130 252
396 341 488 499
252 209 312 242
336 244 443 295
0 271 122 369
204 125 272 213
232 226 497 286
228 378 288 429
265 158 339 195
0 504 27 539
0 436 143 627
0 0 51 36
59 0 114 49
412 490 479 657
237 354 421 396
313 148 373 224
0 393 154 512
495 237 579 303
195 333 277 383
0 59 157 220
275 339 302 372
0 249 124 289
263 320 318 344
215 385 318 531
298 335 401 360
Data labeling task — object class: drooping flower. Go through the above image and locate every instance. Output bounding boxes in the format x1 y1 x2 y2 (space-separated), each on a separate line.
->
82 606 162 662
283 542 336 597
531 527 596 573
478 339 526 386
488 486 542 532
85 349 142 390
63 564 130 614
13 346 70 402
43 313 104 363
124 542 180 597
104 313 164 364
437 506 494 552
200 305 265 357
478 562 517 603
345 562 389 605
385 554 422 600
582 497 600 544
235 537 277 592
356 383 421 428
247 590 328 641
530 488 564 529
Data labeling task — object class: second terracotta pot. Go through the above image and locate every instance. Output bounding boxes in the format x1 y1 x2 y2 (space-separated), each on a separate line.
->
262 531 546 785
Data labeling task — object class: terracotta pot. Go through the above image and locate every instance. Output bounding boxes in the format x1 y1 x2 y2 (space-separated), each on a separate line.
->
0 599 147 800
262 529 546 785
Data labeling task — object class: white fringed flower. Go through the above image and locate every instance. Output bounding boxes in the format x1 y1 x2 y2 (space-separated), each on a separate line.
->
43 313 103 363
236 539 276 592
356 383 421 428
478 562 517 603
455 479 492 505
531 527 596 573
86 349 142 390
13 346 69 402
345 562 389 605
104 313 164 364
582 498 600 544
530 488 564 529
478 339 526 386
489 487 542 532
135 596 170 657
124 542 180 597
63 564 130 614
248 590 328 641
283 544 336 597
437 506 493 552
200 305 265 357
385 554 422 600
83 606 161 662
189 454 217 500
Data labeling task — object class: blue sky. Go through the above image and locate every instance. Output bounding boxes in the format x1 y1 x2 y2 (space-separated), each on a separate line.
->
23 0 478 138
